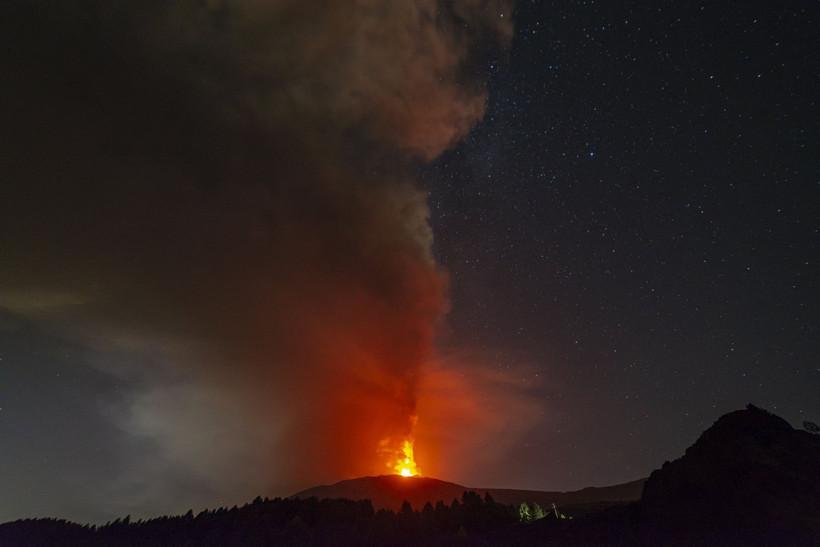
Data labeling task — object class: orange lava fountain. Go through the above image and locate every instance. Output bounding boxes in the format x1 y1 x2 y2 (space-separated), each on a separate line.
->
392 440 421 477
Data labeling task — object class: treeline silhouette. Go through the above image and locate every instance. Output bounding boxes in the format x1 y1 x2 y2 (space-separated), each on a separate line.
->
0 492 524 547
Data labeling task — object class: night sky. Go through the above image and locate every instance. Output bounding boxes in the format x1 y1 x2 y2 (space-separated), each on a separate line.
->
1 0 818 525
424 0 820 489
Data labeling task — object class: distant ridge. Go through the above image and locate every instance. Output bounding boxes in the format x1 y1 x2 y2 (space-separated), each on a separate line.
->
292 474 645 511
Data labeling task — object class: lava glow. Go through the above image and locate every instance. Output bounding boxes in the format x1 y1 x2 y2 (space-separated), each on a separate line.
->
393 440 420 477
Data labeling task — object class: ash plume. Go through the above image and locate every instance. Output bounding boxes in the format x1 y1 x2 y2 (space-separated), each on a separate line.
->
0 0 515 516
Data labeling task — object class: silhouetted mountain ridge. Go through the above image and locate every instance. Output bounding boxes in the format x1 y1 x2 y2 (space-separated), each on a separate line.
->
292 474 645 512
637 404 820 545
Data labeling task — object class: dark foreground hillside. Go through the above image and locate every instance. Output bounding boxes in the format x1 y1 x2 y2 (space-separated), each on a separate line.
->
2 405 818 546
637 404 820 546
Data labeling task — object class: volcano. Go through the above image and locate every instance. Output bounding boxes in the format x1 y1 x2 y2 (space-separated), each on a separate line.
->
292 474 645 512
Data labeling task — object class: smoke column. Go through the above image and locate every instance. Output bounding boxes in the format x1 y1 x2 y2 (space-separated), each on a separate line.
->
0 0 521 515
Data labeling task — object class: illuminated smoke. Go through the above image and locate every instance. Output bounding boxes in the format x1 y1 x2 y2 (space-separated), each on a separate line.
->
0 0 516 515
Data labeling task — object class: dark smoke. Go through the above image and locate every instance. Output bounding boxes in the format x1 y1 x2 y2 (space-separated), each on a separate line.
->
0 0 522 516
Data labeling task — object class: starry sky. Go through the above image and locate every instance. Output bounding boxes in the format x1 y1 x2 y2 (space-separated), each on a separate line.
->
1 0 818 525
424 0 819 488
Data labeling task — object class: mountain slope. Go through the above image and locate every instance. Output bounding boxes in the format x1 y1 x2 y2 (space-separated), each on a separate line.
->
293 474 645 512
637 404 820 545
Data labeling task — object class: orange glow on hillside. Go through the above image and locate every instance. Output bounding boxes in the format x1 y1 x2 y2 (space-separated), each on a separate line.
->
392 440 420 477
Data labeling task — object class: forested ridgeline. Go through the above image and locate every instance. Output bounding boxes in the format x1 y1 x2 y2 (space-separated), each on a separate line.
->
0 492 525 547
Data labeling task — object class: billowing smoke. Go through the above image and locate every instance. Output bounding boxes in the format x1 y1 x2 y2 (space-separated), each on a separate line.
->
1 0 520 515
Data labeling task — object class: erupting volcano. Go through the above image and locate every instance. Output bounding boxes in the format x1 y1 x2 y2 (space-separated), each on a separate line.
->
392 440 420 477
379 431 421 478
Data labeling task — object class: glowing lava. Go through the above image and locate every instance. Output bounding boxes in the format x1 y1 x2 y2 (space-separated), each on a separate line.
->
393 440 420 477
